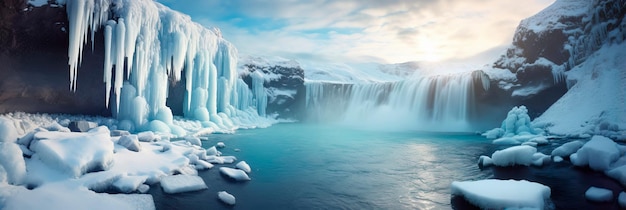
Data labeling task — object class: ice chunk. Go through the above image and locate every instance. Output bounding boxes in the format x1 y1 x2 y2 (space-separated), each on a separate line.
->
0 142 26 185
185 136 202 147
113 174 148 193
551 141 584 157
491 145 537 167
531 152 551 167
235 161 251 173
194 159 214 170
478 155 493 168
110 130 131 137
138 184 150 194
570 136 619 171
619 192 626 208
160 175 208 194
553 156 564 162
216 142 225 148
118 135 142 152
450 179 551 209
585 187 613 202
0 117 18 143
206 146 220 156
219 167 251 181
31 129 114 177
606 165 626 186
217 191 236 205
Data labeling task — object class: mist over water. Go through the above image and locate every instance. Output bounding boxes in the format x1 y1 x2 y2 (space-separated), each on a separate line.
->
305 71 491 132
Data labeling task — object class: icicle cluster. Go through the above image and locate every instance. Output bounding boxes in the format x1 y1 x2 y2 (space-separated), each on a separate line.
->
63 0 268 134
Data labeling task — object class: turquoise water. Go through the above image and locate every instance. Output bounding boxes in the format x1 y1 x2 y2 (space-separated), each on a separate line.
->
151 123 495 209
149 123 624 209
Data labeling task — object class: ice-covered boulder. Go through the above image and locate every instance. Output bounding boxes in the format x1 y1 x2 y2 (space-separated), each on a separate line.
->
451 179 551 209
160 175 207 194
68 120 98 132
110 130 131 137
137 131 157 142
0 142 26 185
217 191 236 205
491 145 537 167
585 187 613 202
570 135 620 171
117 135 142 152
30 128 115 177
477 155 494 168
219 167 251 181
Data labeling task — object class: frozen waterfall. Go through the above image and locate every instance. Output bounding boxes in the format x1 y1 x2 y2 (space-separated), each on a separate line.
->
63 0 270 135
306 71 490 131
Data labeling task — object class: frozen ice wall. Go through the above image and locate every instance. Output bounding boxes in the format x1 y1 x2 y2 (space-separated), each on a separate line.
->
63 0 269 134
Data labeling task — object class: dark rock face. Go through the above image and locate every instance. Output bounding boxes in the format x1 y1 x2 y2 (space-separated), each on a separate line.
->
0 1 110 116
240 63 306 120
486 0 625 119
68 120 97 132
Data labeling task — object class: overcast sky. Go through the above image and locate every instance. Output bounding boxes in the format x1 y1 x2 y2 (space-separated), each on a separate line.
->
158 0 554 65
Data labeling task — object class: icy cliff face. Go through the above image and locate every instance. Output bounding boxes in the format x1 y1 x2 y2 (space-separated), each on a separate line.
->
0 0 270 135
59 0 270 133
238 56 305 120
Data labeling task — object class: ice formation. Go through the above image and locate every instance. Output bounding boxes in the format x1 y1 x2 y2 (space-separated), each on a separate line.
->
570 135 620 171
306 70 490 131
219 167 251 181
483 106 545 144
62 0 271 135
235 161 251 173
450 179 551 209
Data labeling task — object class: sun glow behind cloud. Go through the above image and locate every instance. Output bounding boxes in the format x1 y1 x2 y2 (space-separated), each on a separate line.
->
159 0 555 65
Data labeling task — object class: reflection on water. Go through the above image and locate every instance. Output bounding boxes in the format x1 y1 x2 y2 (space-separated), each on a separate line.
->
150 123 623 210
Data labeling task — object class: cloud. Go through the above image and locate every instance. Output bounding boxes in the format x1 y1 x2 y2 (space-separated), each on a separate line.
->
159 0 555 64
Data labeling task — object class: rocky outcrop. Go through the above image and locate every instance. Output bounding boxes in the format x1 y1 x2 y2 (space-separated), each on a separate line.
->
485 0 625 118
239 56 305 120
0 1 109 116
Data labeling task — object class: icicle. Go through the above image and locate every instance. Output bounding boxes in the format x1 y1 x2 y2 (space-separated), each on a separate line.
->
114 18 126 114
103 21 114 108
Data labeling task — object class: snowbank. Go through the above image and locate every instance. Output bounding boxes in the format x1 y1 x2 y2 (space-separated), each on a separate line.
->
533 43 626 138
451 179 551 209
31 127 115 177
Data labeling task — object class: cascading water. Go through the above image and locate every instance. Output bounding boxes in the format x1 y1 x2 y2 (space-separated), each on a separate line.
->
306 71 490 131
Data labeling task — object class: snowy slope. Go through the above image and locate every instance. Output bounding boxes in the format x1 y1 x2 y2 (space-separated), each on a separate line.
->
533 42 626 138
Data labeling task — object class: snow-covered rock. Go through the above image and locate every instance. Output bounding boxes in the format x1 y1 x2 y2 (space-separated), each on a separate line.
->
117 135 142 152
113 174 148 193
450 179 551 209
216 142 225 148
217 191 236 205
584 187 613 202
477 155 493 168
570 135 620 171
68 120 98 132
219 167 251 181
184 136 201 147
137 131 157 142
30 128 115 177
160 175 207 194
